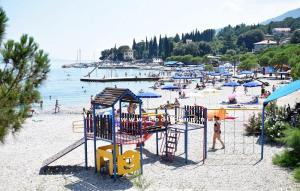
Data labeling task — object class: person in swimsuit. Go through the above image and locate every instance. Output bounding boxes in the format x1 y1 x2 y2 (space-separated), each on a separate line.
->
212 116 225 150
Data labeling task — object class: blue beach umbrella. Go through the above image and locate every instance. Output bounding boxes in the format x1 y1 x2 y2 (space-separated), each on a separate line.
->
223 81 240 87
240 70 253 75
136 91 162 109
243 81 262 87
222 72 233 77
161 84 179 90
243 81 262 95
209 72 221 76
136 92 162 98
161 84 179 101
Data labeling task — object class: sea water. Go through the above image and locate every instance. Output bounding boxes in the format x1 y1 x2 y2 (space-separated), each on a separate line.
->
38 61 160 110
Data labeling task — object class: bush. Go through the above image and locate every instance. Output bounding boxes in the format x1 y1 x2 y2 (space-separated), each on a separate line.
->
265 120 290 142
273 127 300 182
273 150 299 168
244 113 261 136
294 167 300 182
281 128 300 155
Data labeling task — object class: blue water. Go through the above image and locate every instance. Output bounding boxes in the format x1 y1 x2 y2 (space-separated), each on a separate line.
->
38 62 160 109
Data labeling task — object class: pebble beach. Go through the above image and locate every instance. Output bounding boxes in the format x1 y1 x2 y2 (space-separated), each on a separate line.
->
0 78 300 191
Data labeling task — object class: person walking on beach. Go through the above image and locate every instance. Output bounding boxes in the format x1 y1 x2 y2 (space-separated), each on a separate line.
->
54 100 60 113
244 86 248 95
211 116 225 150
272 85 276 92
233 86 237 93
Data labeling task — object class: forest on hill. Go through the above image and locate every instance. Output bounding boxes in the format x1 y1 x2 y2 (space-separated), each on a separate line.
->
100 17 300 61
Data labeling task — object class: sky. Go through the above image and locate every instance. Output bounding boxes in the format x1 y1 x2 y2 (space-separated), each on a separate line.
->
1 0 300 62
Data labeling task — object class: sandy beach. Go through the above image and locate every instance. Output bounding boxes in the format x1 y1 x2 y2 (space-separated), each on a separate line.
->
1 78 300 191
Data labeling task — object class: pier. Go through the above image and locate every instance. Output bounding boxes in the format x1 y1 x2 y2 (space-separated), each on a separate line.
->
80 76 160 82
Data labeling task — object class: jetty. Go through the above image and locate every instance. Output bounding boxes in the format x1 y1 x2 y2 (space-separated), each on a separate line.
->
80 76 160 82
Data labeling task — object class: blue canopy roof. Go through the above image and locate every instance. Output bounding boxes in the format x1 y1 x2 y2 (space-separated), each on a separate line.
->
264 80 300 105
136 91 162 98
243 81 262 87
223 81 240 87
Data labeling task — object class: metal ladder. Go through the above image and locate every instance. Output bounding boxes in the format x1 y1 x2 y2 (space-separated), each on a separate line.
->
161 129 180 161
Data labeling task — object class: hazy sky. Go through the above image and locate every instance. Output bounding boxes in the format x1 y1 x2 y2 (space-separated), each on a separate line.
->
1 0 300 61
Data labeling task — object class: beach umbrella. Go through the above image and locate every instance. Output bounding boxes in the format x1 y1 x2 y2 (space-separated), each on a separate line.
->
243 81 262 95
136 91 162 98
136 91 162 109
240 70 253 75
243 81 262 87
172 76 196 80
208 72 221 76
161 84 179 101
222 72 233 77
161 84 179 90
223 81 240 87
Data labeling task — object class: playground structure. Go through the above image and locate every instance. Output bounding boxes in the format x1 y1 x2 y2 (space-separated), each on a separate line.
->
81 88 208 179
41 87 268 180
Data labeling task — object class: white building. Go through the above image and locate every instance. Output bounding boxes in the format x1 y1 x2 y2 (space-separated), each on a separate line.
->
123 49 134 60
253 40 277 52
186 39 193 44
272 28 291 36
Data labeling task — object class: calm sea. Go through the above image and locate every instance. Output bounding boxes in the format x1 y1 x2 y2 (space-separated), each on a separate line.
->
38 61 160 110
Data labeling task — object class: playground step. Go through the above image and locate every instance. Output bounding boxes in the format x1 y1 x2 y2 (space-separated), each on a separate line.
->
160 128 181 161
166 145 175 149
167 141 176 144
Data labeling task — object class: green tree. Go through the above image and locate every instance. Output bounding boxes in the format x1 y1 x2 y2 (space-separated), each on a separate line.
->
291 30 300 44
116 45 130 60
198 41 212 56
238 53 259 70
237 29 264 51
204 64 214 71
0 8 50 142
174 33 180 43
258 54 271 67
291 62 300 80
270 52 289 71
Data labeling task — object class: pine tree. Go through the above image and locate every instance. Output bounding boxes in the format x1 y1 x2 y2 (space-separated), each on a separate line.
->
174 33 180 43
132 38 136 50
0 8 50 142
153 36 158 57
164 36 170 58
158 35 163 57
148 38 153 58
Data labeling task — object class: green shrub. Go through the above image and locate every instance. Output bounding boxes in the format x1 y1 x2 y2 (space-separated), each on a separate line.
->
244 113 261 136
281 128 300 155
294 167 300 182
273 127 300 182
273 150 299 168
265 121 289 142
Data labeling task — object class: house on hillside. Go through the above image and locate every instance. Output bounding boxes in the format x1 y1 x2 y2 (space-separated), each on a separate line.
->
272 28 291 36
253 40 277 52
123 49 134 60
186 39 193 44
